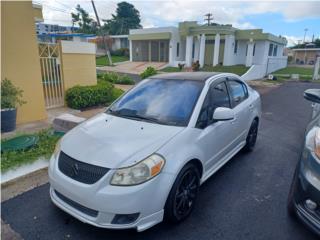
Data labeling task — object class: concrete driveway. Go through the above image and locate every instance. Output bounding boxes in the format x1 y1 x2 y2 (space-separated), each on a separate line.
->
1 82 320 240
97 61 167 75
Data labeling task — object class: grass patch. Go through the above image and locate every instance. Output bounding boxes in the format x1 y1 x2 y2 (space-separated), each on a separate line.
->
96 55 129 66
272 66 313 75
1 129 61 173
202 65 250 75
161 67 182 72
112 87 125 99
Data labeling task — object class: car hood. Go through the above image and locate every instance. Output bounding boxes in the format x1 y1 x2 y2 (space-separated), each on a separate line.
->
60 113 184 168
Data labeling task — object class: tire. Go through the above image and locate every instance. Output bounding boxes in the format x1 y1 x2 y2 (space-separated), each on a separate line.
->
243 119 259 152
165 163 200 223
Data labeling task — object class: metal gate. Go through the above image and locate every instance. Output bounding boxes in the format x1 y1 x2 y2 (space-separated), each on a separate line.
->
38 43 64 108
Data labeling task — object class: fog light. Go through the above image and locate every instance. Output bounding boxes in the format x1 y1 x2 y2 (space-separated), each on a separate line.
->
305 199 317 211
111 213 140 224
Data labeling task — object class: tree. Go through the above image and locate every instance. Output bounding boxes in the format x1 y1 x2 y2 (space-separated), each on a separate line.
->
291 38 320 49
71 5 97 34
103 2 141 35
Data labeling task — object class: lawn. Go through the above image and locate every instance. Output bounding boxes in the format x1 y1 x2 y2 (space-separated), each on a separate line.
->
202 65 250 75
96 55 129 66
161 65 249 76
1 129 61 172
272 66 313 75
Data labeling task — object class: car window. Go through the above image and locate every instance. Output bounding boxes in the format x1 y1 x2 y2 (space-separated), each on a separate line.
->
211 82 231 109
228 80 248 107
107 79 204 127
196 81 231 129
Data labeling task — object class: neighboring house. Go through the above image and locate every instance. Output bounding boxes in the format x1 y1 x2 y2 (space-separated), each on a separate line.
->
291 48 320 65
36 23 78 35
1 1 97 124
129 21 288 79
37 33 96 43
110 35 129 51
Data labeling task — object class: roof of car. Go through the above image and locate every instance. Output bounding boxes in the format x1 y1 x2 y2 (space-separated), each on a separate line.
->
149 72 223 81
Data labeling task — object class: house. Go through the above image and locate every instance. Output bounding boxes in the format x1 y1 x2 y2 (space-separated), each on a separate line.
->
128 21 288 79
95 35 129 56
36 23 78 35
291 48 320 65
1 1 97 124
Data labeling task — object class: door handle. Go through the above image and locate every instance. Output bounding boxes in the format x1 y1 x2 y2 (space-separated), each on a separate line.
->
231 117 237 124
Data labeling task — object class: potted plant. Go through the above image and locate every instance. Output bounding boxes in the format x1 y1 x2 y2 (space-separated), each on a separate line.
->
1 79 26 132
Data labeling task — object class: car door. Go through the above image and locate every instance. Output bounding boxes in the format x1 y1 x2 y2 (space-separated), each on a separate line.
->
227 78 251 144
195 79 236 172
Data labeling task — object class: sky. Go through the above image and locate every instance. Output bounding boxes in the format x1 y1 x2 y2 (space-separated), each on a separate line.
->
34 0 320 46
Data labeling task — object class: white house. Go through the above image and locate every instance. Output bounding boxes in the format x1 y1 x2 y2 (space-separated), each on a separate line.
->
129 21 288 80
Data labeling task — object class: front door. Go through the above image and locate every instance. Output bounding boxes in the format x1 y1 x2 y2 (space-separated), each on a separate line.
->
204 40 214 66
195 79 235 173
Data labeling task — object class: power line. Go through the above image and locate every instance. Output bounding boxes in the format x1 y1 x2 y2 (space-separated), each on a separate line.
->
204 13 213 26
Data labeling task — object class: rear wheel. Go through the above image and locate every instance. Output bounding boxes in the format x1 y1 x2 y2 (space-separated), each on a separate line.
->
165 163 200 223
243 119 259 152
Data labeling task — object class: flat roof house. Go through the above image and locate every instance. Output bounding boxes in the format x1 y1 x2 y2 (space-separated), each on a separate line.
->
129 21 288 80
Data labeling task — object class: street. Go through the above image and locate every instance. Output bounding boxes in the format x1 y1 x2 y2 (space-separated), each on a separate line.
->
2 82 320 240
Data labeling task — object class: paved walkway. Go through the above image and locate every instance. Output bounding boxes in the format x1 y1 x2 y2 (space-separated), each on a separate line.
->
97 61 168 75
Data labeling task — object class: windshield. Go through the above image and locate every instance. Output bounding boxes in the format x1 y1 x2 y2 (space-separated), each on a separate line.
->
107 78 204 126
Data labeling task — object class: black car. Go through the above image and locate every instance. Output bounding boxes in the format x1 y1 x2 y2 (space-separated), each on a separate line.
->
288 89 320 236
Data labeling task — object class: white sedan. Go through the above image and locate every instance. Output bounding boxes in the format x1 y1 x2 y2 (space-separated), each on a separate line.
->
49 72 261 231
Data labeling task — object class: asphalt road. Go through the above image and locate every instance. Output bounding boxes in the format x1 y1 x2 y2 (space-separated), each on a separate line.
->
2 82 320 240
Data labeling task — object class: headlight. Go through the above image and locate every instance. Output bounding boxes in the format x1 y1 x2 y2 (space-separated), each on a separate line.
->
306 127 320 160
53 139 61 159
110 154 165 186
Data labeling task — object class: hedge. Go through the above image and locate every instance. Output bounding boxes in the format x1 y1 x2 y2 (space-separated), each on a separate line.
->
65 82 117 110
140 67 158 79
97 72 135 85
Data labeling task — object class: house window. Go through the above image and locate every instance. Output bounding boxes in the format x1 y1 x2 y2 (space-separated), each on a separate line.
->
192 43 195 58
176 42 180 57
253 43 256 56
268 43 274 56
245 44 248 56
234 40 238 54
273 45 278 56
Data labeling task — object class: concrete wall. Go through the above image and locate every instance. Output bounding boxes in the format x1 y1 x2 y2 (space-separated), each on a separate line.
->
1 1 47 124
60 41 97 90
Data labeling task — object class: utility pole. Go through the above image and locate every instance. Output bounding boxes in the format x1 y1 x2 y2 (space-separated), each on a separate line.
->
91 0 112 65
204 13 213 26
303 28 308 65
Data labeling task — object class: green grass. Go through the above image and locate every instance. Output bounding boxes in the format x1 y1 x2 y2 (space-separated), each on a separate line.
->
272 66 313 75
161 67 182 72
161 65 249 75
202 65 250 75
96 55 129 66
1 129 61 173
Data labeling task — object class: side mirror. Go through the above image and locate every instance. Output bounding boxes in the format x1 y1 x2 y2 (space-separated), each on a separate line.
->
212 107 235 121
304 89 320 104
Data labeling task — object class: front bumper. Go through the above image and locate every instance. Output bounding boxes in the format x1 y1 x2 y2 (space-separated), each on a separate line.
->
292 152 320 236
49 155 175 231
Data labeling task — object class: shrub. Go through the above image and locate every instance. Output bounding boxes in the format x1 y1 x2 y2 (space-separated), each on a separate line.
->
1 78 26 109
178 63 185 71
98 72 135 85
112 88 124 100
192 61 200 71
140 67 158 79
112 48 129 57
65 82 115 110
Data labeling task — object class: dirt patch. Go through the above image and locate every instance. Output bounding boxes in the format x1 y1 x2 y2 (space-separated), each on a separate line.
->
247 80 280 95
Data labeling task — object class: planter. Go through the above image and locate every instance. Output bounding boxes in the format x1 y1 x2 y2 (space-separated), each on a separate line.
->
1 108 17 133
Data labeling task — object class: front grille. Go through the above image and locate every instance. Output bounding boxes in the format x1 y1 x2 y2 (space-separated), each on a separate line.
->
58 151 109 184
54 190 98 217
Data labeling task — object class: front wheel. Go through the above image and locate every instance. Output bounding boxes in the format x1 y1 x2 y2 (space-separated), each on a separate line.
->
243 119 259 152
165 163 200 223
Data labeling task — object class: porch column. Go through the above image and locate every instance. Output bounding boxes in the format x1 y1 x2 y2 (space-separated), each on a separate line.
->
129 40 132 61
199 34 206 67
169 39 174 66
213 33 220 66
223 35 235 66
194 35 200 62
185 35 193 67
246 41 254 67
